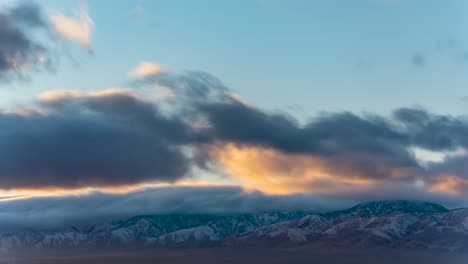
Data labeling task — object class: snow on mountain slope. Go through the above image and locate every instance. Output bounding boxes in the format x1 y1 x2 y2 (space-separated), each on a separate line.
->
151 212 306 246
1 201 467 252
0 214 218 250
233 201 468 252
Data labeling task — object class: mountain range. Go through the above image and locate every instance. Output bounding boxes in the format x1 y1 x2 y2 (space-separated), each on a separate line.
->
1 200 467 253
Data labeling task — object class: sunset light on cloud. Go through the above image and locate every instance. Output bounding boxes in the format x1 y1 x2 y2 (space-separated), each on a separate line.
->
0 1 468 245
211 144 378 195
48 4 93 50
130 61 164 77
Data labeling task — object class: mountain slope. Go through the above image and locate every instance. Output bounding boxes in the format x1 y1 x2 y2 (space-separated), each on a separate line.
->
1 200 467 252
237 201 468 251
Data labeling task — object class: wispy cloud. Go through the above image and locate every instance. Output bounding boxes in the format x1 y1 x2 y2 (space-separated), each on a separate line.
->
130 61 164 77
0 2 53 80
49 4 93 51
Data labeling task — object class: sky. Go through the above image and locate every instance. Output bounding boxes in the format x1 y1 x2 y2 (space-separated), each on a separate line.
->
0 0 468 231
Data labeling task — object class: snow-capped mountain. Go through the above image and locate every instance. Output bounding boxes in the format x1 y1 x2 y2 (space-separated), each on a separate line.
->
236 201 468 252
0 212 304 250
1 201 467 252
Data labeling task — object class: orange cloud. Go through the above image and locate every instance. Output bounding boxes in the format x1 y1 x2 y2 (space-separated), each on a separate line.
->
210 144 388 195
39 90 82 103
39 89 135 104
130 61 164 77
49 5 93 50
429 174 468 197
210 143 464 197
0 181 234 202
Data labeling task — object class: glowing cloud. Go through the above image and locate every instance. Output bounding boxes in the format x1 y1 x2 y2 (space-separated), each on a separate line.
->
39 89 136 104
429 175 468 196
210 144 382 195
130 61 164 77
49 5 93 50
38 90 82 104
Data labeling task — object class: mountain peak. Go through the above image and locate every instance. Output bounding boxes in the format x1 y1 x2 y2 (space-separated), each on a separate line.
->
2 200 466 253
349 200 448 215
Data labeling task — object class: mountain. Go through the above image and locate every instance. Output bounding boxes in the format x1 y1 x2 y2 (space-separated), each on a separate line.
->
1 200 467 253
236 201 468 251
0 212 305 251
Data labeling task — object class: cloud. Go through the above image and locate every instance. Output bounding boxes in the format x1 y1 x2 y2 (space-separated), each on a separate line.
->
0 186 340 232
130 61 164 78
224 91 251 106
0 2 53 79
49 4 93 51
38 90 82 103
129 70 468 198
0 184 463 233
196 101 420 182
199 102 468 196
393 107 468 151
132 70 228 100
0 90 193 189
210 144 416 195
423 150 468 195
2 69 468 233
4 69 468 201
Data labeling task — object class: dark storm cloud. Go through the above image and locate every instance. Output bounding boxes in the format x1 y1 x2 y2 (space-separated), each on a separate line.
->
0 92 192 189
0 1 53 79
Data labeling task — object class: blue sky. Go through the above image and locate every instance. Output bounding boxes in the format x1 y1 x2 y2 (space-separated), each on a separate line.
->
2 0 468 120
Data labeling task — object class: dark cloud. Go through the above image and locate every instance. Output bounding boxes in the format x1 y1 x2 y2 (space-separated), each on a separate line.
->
0 186 341 232
132 71 468 184
197 97 468 183
394 107 468 151
198 101 302 150
132 71 228 101
8 2 46 27
3 70 468 198
0 70 468 235
0 1 53 80
0 184 463 233
427 154 468 178
197 101 419 181
0 92 193 189
41 91 192 143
